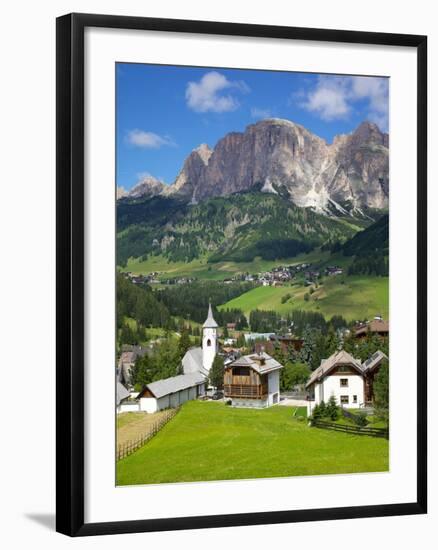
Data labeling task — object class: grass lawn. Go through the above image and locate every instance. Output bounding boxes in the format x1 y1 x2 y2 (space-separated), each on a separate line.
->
219 275 388 321
116 401 388 485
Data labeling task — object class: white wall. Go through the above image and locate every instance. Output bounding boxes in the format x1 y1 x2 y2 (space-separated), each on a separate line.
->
1 1 436 550
117 402 140 414
139 397 158 413
319 374 365 408
202 326 217 372
267 370 280 406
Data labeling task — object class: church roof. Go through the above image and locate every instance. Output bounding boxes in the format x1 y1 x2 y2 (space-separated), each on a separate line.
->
182 347 209 376
203 303 218 328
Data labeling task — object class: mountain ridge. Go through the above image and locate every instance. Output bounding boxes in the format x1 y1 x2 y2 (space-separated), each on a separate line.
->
120 118 389 216
116 191 370 266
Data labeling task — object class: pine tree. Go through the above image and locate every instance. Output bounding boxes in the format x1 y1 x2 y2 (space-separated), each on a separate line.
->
326 394 339 420
209 355 225 390
178 327 191 359
374 359 389 423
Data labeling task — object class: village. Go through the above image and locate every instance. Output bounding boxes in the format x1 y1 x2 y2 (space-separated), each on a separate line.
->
117 303 388 418
120 262 344 289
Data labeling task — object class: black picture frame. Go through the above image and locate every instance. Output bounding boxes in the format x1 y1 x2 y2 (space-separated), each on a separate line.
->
56 12 427 537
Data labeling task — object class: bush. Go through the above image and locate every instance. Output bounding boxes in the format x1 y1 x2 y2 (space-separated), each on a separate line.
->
354 411 369 427
311 403 321 420
318 400 327 418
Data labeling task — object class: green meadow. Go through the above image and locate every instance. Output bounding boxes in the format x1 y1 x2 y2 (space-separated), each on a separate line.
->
219 276 389 321
117 401 389 485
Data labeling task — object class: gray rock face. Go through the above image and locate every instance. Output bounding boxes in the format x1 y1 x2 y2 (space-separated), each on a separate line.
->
166 119 389 212
163 143 212 203
127 175 165 199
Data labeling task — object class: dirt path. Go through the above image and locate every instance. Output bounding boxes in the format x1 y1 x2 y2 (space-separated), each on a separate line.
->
117 411 170 447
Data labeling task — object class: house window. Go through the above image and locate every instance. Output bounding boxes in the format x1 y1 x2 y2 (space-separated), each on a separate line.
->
233 367 250 377
353 395 358 403
340 395 349 404
340 378 348 387
207 339 211 347
337 366 350 372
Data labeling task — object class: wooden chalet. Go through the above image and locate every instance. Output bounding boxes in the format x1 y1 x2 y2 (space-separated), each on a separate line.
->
224 351 283 408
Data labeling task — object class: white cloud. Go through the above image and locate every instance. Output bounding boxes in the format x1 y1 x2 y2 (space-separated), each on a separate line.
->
350 76 389 130
186 71 249 113
298 75 389 130
251 107 273 119
299 77 351 120
127 129 175 149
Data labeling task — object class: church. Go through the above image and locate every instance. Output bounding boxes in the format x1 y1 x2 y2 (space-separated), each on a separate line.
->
181 302 218 377
137 304 218 413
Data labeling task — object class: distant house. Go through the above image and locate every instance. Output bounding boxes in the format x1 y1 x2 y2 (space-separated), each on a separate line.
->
116 380 139 414
118 344 151 387
137 372 206 413
269 334 304 353
355 318 389 339
224 338 237 346
226 322 236 330
306 349 388 415
362 350 388 403
224 351 284 408
244 332 275 343
116 381 131 413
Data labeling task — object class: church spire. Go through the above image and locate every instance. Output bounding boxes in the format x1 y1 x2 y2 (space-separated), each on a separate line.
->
203 302 218 328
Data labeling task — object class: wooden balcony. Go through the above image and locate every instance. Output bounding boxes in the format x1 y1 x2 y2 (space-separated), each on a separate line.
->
224 384 268 399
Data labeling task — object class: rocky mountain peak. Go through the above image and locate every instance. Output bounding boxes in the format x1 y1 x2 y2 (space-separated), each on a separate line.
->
123 118 389 213
350 120 387 147
194 143 213 164
127 175 165 199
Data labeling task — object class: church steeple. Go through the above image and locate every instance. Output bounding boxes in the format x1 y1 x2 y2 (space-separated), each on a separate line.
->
203 302 218 328
202 302 218 372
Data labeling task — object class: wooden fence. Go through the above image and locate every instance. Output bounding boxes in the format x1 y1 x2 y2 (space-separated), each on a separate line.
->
311 419 389 439
117 407 180 461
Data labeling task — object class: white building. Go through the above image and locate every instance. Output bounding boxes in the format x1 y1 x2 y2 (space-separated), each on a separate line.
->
116 381 139 414
137 372 206 413
201 303 218 372
182 302 218 376
128 304 219 413
224 351 283 408
305 349 387 415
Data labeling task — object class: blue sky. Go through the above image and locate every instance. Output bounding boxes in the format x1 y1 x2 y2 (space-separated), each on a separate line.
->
116 64 388 189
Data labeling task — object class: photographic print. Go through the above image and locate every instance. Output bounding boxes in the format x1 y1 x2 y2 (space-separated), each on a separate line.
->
115 63 390 486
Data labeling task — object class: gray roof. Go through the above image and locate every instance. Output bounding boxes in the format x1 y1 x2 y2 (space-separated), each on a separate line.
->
306 350 363 388
139 372 206 399
227 351 283 375
362 350 388 372
182 346 208 376
116 381 130 405
203 303 218 328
